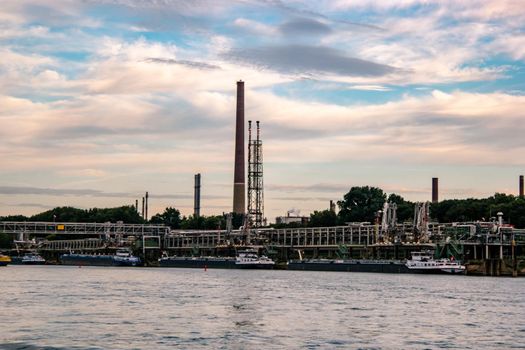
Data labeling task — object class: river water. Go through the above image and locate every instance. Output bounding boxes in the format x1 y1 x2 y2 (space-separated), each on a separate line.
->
1 266 524 349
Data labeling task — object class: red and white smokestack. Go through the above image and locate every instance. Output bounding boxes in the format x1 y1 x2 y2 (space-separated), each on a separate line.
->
233 81 246 214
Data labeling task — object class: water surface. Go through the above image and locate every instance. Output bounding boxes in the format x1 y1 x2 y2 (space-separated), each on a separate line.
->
1 266 524 349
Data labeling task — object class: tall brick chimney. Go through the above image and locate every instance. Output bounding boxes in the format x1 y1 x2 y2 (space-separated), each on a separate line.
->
233 81 246 214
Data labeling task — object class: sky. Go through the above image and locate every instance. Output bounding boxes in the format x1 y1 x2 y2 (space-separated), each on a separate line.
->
1 0 525 220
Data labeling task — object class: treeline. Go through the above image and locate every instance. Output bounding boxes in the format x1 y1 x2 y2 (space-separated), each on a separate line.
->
295 187 525 229
2 187 525 230
0 205 244 230
0 205 143 224
149 207 244 230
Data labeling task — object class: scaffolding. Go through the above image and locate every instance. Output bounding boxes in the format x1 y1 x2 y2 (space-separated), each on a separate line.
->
247 120 264 228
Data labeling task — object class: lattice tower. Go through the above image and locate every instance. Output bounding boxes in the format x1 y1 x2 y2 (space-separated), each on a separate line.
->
247 120 264 227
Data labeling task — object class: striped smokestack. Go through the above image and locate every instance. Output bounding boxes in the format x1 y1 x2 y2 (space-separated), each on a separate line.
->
432 177 439 203
233 81 246 214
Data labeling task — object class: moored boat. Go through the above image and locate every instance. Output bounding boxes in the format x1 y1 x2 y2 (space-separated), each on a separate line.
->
235 249 275 269
405 250 465 274
0 254 11 266
60 249 141 267
10 252 46 265
159 255 237 269
158 249 276 269
288 259 409 273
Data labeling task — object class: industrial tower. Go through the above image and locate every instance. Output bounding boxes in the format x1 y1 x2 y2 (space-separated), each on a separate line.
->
247 120 264 227
232 81 246 214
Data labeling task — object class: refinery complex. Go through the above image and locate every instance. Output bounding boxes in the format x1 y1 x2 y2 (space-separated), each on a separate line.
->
1 81 525 277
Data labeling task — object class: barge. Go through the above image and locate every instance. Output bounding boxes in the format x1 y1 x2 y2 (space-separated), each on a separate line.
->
60 249 141 267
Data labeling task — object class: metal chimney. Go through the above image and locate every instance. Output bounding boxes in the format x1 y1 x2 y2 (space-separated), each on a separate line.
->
145 191 149 221
432 177 439 203
194 173 201 217
233 80 246 214
141 197 145 219
135 199 138 212
520 175 524 198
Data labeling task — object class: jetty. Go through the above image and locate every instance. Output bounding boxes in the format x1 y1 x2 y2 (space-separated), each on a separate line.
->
1 219 524 276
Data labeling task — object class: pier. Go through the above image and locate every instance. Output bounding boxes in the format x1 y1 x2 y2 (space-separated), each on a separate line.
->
1 220 524 276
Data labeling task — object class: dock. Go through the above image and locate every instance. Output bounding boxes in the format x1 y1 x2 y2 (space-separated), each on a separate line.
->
1 220 524 276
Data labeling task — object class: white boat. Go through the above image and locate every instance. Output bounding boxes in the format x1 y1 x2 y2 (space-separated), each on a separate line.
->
235 249 275 269
60 249 141 267
405 250 465 274
112 249 142 266
11 252 46 265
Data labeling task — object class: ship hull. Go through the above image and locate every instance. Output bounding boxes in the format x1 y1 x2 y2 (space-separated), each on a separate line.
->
60 254 141 267
10 257 46 265
406 268 465 274
159 258 275 269
288 260 410 273
288 260 467 274
159 258 237 269
234 263 275 269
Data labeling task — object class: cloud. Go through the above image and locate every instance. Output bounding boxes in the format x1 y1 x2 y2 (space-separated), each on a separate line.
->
266 183 350 193
1 0 525 219
225 44 397 77
9 203 55 209
347 84 392 91
232 18 277 36
279 18 332 36
0 186 134 198
57 169 108 177
0 186 228 200
145 57 221 70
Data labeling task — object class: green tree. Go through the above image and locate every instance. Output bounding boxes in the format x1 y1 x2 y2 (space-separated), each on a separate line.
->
203 215 225 230
181 215 206 229
309 210 337 227
0 232 13 249
387 193 414 222
337 186 386 224
31 207 87 222
0 215 29 221
150 207 182 229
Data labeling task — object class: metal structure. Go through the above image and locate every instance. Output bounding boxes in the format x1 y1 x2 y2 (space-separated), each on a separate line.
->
381 202 397 241
0 221 169 239
432 177 439 203
247 120 264 228
4 220 525 274
413 202 430 242
194 173 201 217
520 175 524 198
232 80 246 214
145 191 149 221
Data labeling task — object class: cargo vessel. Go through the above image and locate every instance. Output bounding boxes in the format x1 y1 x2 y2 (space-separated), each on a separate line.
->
235 249 275 269
288 251 465 274
159 256 237 269
405 251 465 274
159 249 275 269
60 249 141 267
10 252 46 265
287 259 409 273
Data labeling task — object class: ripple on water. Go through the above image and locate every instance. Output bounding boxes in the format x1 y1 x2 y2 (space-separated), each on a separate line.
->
1 267 524 350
